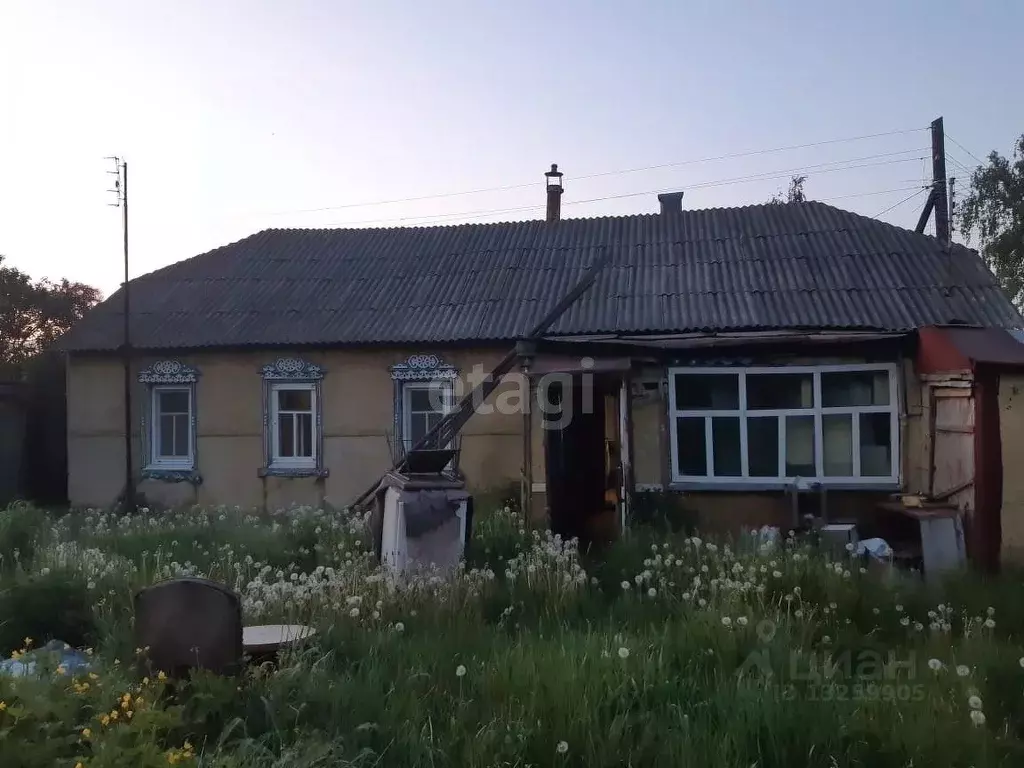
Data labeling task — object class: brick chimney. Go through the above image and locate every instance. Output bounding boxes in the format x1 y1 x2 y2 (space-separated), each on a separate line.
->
545 164 563 223
657 191 684 215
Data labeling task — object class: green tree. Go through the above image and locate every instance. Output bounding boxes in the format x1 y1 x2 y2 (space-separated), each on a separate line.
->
0 255 101 366
958 135 1024 306
768 175 807 204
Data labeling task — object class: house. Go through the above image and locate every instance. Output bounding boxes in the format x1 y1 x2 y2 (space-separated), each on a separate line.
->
58 176 1024 564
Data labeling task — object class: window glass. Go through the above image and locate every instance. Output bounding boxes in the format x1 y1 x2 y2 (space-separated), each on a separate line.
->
747 374 813 410
822 414 854 476
860 412 891 476
158 390 189 414
711 417 741 476
674 374 739 410
747 417 779 477
278 388 312 411
675 417 706 475
154 389 190 460
785 415 816 477
279 414 295 456
822 371 890 407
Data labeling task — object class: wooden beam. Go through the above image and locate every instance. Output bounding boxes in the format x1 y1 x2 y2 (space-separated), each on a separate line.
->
915 188 936 234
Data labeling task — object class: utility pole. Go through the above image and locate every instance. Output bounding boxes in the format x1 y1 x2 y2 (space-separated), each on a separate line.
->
106 157 133 512
931 117 949 244
914 116 951 244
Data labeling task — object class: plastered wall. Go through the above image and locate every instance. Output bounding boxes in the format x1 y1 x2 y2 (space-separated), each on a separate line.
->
67 348 523 510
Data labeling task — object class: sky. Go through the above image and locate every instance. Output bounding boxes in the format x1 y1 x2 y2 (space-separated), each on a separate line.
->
1 0 1021 298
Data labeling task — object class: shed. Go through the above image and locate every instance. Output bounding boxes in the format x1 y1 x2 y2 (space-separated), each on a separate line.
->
917 326 1024 569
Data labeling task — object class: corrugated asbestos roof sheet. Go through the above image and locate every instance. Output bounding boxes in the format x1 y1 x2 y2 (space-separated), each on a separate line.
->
59 201 1023 352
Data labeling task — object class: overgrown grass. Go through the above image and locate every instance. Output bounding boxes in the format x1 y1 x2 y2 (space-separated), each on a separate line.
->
1 501 1023 767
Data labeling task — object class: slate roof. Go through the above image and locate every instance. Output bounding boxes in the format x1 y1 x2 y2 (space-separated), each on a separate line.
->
60 201 1022 352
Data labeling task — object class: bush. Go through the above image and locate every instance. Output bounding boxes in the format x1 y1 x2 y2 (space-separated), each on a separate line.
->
629 489 696 532
0 568 96 655
0 501 48 574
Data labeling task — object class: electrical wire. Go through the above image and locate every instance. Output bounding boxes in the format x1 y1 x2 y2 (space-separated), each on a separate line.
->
819 185 929 203
945 153 975 178
871 188 929 219
324 154 929 227
261 126 928 217
945 133 986 166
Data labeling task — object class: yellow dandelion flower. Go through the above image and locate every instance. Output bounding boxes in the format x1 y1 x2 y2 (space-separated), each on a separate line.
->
126 710 133 718
56 665 67 675
157 670 167 681
0 701 6 712
23 637 32 647
10 651 21 661
142 677 150 686
76 763 84 768
100 715 110 726
109 710 118 721
82 728 92 739
167 752 179 765
121 700 130 710
88 672 99 680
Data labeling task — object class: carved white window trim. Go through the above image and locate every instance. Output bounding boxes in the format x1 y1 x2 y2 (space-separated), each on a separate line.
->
389 354 459 450
258 357 327 478
138 360 201 483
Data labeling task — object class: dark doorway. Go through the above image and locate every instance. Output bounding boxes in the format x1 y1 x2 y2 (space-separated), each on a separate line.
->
542 374 620 547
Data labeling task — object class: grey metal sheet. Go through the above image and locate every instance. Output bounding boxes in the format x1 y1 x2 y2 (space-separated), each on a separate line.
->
58 201 1024 352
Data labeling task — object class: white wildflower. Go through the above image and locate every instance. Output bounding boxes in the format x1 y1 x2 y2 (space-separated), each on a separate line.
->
455 664 467 678
970 710 986 727
618 647 630 659
968 695 983 710
956 665 970 677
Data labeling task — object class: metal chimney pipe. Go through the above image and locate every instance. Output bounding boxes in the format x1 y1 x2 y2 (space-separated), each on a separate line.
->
545 164 563 223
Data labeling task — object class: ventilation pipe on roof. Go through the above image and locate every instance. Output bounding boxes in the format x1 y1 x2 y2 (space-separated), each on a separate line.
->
658 191 685 215
545 164 563 223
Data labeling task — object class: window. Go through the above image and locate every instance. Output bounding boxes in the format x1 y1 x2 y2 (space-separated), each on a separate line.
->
270 383 316 466
402 381 454 450
151 387 193 467
668 364 898 486
138 359 200 479
259 356 326 477
389 354 460 454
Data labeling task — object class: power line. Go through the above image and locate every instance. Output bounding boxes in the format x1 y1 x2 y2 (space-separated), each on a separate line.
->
945 133 986 166
261 126 928 217
328 153 928 229
945 154 974 178
871 188 928 219
570 128 927 181
820 184 929 203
